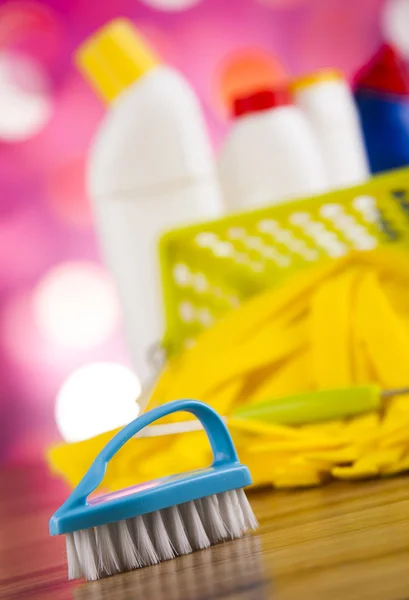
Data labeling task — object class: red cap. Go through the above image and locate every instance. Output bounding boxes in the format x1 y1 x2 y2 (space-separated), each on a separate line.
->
233 87 292 118
354 43 409 96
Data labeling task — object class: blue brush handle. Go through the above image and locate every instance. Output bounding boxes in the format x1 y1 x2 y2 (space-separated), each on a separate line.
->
63 399 238 510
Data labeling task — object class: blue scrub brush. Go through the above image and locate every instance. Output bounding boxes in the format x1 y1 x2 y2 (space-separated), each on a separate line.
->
49 399 258 581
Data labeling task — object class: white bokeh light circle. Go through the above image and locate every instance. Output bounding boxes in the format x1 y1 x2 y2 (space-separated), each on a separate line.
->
382 0 409 59
33 262 120 351
0 52 52 141
138 0 202 11
56 362 141 442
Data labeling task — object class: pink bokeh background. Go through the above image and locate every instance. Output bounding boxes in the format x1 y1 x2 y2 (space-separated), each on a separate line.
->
0 0 386 463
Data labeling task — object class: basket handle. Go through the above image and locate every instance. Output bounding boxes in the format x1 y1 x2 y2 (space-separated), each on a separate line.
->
64 399 238 510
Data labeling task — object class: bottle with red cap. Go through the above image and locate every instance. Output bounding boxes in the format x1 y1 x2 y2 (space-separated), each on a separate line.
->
354 43 409 173
218 86 328 212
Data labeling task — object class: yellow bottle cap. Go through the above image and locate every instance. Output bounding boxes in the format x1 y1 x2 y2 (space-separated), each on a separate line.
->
75 18 160 104
291 69 345 92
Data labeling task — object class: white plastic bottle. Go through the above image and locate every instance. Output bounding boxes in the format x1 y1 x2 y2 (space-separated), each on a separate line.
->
218 88 328 212
292 70 370 189
76 19 223 385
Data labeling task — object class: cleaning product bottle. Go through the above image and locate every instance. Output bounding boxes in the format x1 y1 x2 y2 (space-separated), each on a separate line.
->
218 87 328 212
292 70 369 189
76 19 223 386
354 44 409 174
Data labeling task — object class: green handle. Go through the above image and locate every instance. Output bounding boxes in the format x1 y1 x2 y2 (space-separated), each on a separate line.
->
232 385 381 426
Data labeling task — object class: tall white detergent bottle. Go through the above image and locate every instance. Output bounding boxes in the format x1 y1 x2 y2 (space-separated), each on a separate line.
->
292 70 369 189
76 19 223 385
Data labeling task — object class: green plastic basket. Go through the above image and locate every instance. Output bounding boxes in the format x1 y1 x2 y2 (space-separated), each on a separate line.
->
159 167 409 357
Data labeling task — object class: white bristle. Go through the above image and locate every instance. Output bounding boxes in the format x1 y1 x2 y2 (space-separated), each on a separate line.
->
218 491 243 539
201 494 228 543
95 523 121 576
117 520 143 570
237 488 259 530
79 528 99 581
180 500 210 550
66 532 82 580
195 497 206 523
65 487 257 581
150 510 176 561
165 505 192 555
230 489 246 531
73 531 83 565
133 515 159 566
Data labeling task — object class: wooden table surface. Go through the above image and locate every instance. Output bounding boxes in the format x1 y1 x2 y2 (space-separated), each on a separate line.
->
1 463 409 600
